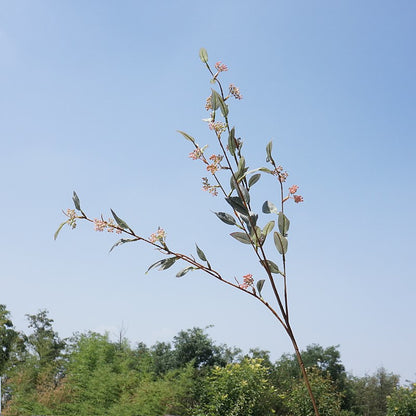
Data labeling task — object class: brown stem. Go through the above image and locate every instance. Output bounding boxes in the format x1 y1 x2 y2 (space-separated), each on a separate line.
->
285 324 321 416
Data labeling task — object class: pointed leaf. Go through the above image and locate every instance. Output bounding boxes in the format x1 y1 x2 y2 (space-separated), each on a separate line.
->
262 221 275 238
260 259 280 274
176 266 195 278
274 232 288 255
177 130 196 144
146 257 179 274
109 238 137 253
266 141 273 163
110 209 129 229
199 47 208 63
72 191 81 211
226 196 249 216
278 212 290 236
210 89 228 117
145 259 165 274
196 243 207 262
248 173 261 188
256 279 265 296
54 221 68 241
228 127 236 156
239 185 250 204
230 232 252 245
236 156 246 180
214 212 236 226
262 201 278 214
158 257 178 271
210 89 220 111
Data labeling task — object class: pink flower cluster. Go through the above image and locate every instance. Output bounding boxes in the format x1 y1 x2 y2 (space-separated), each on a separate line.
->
215 61 228 72
229 84 242 100
206 154 223 174
239 273 254 290
149 227 166 244
208 121 227 134
202 177 218 196
65 209 77 229
189 147 204 160
288 185 304 203
272 166 289 182
205 96 212 111
94 218 122 233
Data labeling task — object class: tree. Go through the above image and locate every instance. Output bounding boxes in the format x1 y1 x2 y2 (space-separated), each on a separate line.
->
25 310 65 365
347 367 399 416
284 367 343 416
386 382 416 416
192 358 276 416
0 305 20 375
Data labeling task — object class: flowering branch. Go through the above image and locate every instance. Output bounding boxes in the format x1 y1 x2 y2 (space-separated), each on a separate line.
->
56 48 320 416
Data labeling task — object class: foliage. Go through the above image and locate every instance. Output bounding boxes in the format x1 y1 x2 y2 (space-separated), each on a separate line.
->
0 305 20 375
347 368 399 416
0 306 414 416
386 383 416 416
192 358 276 416
283 367 343 416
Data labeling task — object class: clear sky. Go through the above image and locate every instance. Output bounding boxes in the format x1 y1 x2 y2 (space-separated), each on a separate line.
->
1 1 415 382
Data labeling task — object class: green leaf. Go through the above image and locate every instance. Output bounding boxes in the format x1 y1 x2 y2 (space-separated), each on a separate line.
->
72 191 81 211
214 212 236 225
54 221 68 241
176 266 195 278
177 130 196 144
256 279 265 296
110 209 129 229
262 201 278 214
249 225 262 246
236 156 245 178
210 89 228 117
266 141 273 163
196 243 207 262
210 89 220 111
278 212 290 236
199 47 208 63
260 259 280 274
274 232 288 255
226 196 249 216
239 185 250 204
262 221 275 238
158 257 178 270
230 232 252 245
145 259 165 274
259 167 273 174
248 173 261 188
109 238 137 253
228 128 236 156
146 257 178 274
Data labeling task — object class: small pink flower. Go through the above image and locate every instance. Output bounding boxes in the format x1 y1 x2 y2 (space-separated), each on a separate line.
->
294 195 304 203
229 84 243 100
215 61 228 72
94 219 107 232
208 121 227 134
149 227 166 243
189 148 203 160
243 273 254 286
205 96 212 111
209 154 223 164
289 185 299 194
206 164 219 174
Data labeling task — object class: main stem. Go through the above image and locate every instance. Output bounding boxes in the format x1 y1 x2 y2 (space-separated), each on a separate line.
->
285 322 321 416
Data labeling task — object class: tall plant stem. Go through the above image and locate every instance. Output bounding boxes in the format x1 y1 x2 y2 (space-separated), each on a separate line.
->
285 323 321 416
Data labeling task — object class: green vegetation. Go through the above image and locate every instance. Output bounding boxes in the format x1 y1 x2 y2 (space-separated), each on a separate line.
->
0 305 414 416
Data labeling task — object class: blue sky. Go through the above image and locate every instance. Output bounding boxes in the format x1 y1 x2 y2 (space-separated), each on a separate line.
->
1 1 415 382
